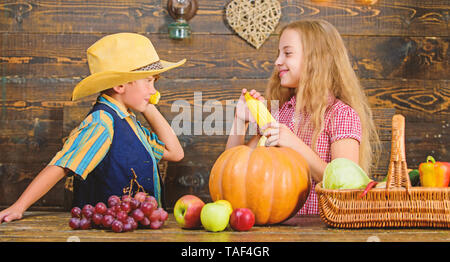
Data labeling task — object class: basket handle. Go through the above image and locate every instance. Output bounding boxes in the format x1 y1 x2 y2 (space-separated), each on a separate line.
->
385 114 411 189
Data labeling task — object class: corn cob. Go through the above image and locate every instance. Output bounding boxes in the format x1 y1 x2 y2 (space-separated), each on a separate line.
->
244 92 275 128
149 91 161 105
257 135 267 147
244 92 275 147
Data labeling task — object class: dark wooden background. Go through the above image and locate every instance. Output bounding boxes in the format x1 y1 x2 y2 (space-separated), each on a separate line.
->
0 0 448 210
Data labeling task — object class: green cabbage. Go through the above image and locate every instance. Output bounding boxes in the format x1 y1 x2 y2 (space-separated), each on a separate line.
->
323 158 371 190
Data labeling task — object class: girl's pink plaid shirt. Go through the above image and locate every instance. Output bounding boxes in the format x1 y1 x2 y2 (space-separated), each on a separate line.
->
273 95 362 214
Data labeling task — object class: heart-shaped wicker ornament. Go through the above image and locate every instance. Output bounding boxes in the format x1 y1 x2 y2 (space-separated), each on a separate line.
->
226 0 281 49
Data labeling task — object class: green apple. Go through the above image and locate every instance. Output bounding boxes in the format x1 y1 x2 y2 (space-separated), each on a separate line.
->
214 200 233 216
200 203 230 232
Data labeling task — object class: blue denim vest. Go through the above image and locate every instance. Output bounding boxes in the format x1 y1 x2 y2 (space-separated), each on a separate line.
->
72 102 161 207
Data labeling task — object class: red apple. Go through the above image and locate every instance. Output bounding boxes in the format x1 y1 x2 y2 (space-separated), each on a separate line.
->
173 195 205 229
230 208 255 231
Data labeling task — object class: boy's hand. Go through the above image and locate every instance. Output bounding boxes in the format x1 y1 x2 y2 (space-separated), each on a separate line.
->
235 88 265 123
0 205 24 223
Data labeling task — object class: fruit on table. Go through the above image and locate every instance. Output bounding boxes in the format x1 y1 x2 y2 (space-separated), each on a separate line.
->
419 156 450 187
141 201 157 217
173 195 205 229
69 217 81 229
92 213 103 225
122 195 132 203
68 192 169 232
230 208 255 231
101 214 114 228
107 195 120 207
131 208 145 222
209 145 310 225
112 220 124 233
81 204 95 219
79 217 91 230
94 202 107 215
134 192 147 203
70 207 81 218
200 202 231 232
214 200 233 216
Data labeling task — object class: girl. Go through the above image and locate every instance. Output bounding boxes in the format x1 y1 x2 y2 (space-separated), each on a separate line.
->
226 19 380 214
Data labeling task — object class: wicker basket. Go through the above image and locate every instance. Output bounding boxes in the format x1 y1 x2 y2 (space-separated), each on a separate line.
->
315 114 450 228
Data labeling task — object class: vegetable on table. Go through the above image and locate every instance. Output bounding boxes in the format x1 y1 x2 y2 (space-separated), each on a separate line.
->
209 145 311 225
419 156 450 187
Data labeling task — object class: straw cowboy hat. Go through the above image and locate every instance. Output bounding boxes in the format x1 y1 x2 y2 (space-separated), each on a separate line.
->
72 32 186 101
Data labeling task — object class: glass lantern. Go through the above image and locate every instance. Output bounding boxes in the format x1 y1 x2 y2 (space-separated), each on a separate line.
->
167 0 198 39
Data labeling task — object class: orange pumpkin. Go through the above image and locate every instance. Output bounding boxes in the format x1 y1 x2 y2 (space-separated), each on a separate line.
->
209 145 311 225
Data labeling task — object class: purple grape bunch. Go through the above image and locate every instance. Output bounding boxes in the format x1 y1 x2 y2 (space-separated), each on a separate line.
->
69 192 169 233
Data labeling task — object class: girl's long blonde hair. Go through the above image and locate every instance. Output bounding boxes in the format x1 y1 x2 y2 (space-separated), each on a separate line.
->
266 19 380 174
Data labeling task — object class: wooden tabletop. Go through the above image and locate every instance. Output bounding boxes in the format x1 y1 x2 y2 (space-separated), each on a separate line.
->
0 211 448 242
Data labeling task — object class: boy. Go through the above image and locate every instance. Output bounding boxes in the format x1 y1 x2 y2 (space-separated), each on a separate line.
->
0 33 185 223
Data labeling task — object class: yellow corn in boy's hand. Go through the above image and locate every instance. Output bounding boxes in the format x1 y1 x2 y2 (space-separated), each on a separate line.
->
149 91 161 105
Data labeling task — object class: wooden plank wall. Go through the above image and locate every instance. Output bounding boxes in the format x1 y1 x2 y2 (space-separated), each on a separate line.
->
0 0 448 210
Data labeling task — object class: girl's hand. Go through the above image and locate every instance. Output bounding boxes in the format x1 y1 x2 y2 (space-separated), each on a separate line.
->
0 205 24 223
235 88 265 123
261 122 298 148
